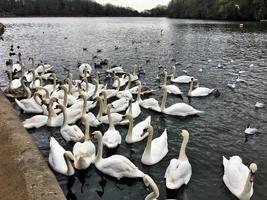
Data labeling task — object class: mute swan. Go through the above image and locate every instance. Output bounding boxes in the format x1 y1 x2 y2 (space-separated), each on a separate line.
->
162 70 182 95
136 81 161 112
106 65 124 74
56 104 84 142
124 113 150 143
103 76 120 99
143 174 159 200
161 85 204 116
12 62 22 73
103 104 122 148
96 96 128 125
223 156 257 200
116 73 133 99
126 98 141 119
5 70 21 90
110 97 129 113
79 63 92 77
73 117 96 170
130 84 155 95
171 66 197 83
92 131 144 179
141 125 168 165
29 70 41 89
79 94 100 127
188 78 215 97
255 102 264 108
112 74 127 88
48 137 75 176
165 130 192 189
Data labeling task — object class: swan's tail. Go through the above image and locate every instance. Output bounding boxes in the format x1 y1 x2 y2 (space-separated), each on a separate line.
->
222 156 228 170
195 110 204 115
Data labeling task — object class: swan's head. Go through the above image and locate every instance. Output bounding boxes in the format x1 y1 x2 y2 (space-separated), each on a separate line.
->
141 125 153 137
91 131 102 141
249 163 257 182
78 94 86 101
172 65 176 70
181 129 189 138
136 80 141 86
64 151 74 162
143 174 150 187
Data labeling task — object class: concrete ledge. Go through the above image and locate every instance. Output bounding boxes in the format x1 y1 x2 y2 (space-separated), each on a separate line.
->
0 91 66 200
0 22 4 36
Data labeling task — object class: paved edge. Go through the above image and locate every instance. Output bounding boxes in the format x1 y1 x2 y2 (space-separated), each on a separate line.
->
0 90 66 200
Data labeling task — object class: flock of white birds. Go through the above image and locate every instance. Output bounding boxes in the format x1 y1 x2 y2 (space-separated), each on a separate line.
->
4 54 264 200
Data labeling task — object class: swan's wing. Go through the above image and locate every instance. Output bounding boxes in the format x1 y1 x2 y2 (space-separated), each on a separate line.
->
100 155 143 179
73 141 95 156
49 137 66 170
165 159 192 189
151 129 168 158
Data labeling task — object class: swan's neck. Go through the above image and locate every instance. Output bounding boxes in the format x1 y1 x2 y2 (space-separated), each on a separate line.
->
115 78 120 92
172 67 176 79
33 94 42 106
163 72 167 85
97 98 103 120
84 121 90 141
126 75 131 90
82 97 87 116
47 101 56 123
84 79 89 92
144 129 153 156
64 154 74 176
137 84 142 102
61 106 68 127
107 108 114 129
52 75 57 92
239 172 253 199
188 81 193 96
92 81 99 99
21 80 32 99
63 88 68 107
95 136 103 163
160 90 167 111
127 115 133 139
178 135 189 160
31 59 35 71
144 176 159 200
133 65 137 76
67 79 72 95
102 94 107 113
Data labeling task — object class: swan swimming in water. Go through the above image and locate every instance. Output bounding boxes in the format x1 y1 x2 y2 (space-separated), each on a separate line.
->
223 156 257 200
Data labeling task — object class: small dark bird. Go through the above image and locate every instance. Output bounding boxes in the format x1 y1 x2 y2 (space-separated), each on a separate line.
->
9 52 16 56
6 59 12 66
157 40 160 43
83 48 88 51
171 58 176 62
100 59 108 65
213 89 220 97
92 54 98 59
64 37 68 39
114 46 119 50
171 43 174 46
0 36 4 41
146 59 150 64
94 63 102 68
17 46 20 49
97 49 102 53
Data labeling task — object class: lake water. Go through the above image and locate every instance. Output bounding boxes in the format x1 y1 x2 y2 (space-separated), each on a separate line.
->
0 17 266 200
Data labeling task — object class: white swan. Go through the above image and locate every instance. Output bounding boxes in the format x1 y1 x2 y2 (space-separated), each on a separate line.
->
48 137 75 176
165 130 192 189
79 94 101 127
137 81 161 112
223 156 257 200
161 85 204 116
110 97 129 113
103 104 122 148
106 65 124 74
96 96 128 125
112 74 127 88
79 63 92 77
162 70 182 95
56 104 84 142
171 66 197 83
5 70 21 90
143 174 159 200
126 98 141 119
116 73 133 99
188 78 215 97
103 76 120 99
141 125 168 165
92 130 144 180
73 116 96 170
124 114 151 143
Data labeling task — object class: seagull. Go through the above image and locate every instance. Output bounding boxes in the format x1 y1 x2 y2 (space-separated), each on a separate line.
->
255 102 264 108
245 125 258 135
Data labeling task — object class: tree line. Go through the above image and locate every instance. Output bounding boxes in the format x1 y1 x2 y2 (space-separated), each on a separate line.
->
0 0 266 20
0 0 139 17
144 0 267 21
